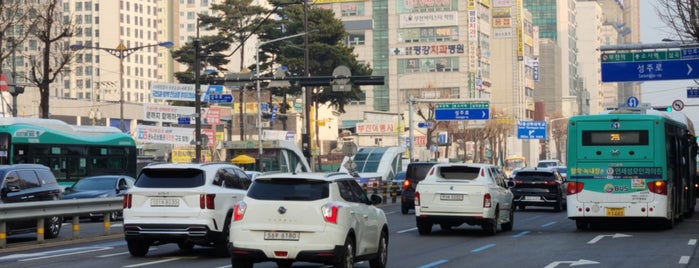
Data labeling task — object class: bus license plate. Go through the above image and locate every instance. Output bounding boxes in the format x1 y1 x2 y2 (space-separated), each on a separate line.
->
606 207 624 217
440 194 463 201
264 231 300 241
150 198 179 207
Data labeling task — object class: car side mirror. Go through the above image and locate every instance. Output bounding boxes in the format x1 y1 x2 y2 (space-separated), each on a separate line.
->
506 180 516 188
370 194 382 205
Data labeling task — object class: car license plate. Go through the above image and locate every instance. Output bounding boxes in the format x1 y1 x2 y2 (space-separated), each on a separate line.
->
264 231 300 241
606 207 624 217
440 194 463 201
150 198 179 207
524 196 541 201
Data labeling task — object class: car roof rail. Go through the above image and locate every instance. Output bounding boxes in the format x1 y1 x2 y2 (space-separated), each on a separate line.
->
325 172 352 178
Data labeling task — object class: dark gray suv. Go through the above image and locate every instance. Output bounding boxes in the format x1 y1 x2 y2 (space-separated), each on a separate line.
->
0 164 63 238
401 162 437 214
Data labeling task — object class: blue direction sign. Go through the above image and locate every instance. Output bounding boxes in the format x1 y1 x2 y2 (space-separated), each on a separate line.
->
688 87 699 98
626 96 639 108
517 121 546 140
178 117 191 125
434 102 490 121
208 93 233 104
602 59 699 82
417 122 433 128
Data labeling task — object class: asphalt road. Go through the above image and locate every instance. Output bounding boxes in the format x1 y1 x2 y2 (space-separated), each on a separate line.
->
1 203 699 268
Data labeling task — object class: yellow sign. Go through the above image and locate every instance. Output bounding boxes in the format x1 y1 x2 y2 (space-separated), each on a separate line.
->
171 149 212 163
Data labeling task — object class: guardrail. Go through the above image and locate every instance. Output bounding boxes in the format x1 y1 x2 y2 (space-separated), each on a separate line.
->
362 181 402 204
0 197 123 248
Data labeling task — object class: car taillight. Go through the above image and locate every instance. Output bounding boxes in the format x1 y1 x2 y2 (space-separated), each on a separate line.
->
415 191 421 206
566 181 584 195
200 194 215 209
233 201 247 221
123 194 132 209
322 203 340 224
483 193 491 208
544 180 559 186
648 180 667 195
403 179 411 190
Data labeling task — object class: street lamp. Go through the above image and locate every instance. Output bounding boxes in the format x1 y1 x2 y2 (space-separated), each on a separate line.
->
70 41 173 132
255 30 317 171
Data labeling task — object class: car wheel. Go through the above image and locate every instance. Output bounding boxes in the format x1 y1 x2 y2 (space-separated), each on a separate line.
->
177 241 195 250
501 205 514 232
276 260 294 267
518 205 526 210
416 219 432 235
369 231 388 268
127 239 150 257
334 236 355 268
575 220 590 231
109 211 119 222
401 205 409 215
231 256 253 268
553 196 563 212
44 216 62 239
481 210 498 236
439 224 452 231
215 221 231 257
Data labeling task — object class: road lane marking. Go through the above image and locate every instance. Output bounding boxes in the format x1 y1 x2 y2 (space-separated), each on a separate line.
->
587 233 631 244
512 231 529 238
397 227 417 233
17 247 112 261
471 244 495 252
541 221 557 227
689 239 697 246
417 259 448 268
98 252 131 258
122 257 187 267
679 256 690 264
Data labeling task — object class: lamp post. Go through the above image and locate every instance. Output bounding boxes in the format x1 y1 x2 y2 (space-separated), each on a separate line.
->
255 31 316 171
70 41 173 132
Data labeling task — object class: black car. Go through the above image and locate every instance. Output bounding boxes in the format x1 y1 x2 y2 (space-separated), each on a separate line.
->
511 167 566 212
401 162 437 214
62 175 136 221
0 164 63 238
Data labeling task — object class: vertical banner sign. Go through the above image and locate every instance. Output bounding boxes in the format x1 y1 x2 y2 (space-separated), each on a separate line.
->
516 0 524 60
468 0 478 95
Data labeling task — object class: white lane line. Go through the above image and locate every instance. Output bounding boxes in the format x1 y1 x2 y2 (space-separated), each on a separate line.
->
122 257 185 267
417 259 449 268
679 256 690 264
541 221 557 227
19 247 112 261
512 231 529 238
98 252 131 258
397 227 417 233
689 239 697 246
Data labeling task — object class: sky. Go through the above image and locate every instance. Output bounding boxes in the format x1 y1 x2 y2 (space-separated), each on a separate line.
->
638 1 699 125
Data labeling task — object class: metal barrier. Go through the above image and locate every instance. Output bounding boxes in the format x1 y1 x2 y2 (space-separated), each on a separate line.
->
0 197 123 248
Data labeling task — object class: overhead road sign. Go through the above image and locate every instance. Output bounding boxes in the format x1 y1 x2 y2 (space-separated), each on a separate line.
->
517 121 546 140
434 102 490 121
602 58 699 82
688 87 699 98
208 93 233 104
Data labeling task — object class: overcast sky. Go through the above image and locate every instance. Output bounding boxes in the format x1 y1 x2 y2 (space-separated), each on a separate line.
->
638 0 699 125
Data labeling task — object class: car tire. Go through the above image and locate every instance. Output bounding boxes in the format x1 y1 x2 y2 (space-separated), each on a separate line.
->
501 205 514 232
276 260 294 267
518 205 526 210
439 224 452 231
575 220 590 231
334 236 355 268
553 195 563 212
109 211 119 222
177 241 195 250
416 219 432 235
401 205 409 215
215 221 232 257
44 216 62 239
127 239 150 257
231 256 253 268
369 231 388 268
482 210 498 236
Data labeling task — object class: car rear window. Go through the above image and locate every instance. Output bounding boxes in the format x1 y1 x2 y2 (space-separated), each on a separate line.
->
407 163 435 181
136 168 205 188
247 178 329 201
438 166 480 180
515 172 556 181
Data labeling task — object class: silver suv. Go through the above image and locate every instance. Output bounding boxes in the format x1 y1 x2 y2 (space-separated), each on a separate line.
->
123 162 250 257
229 172 389 268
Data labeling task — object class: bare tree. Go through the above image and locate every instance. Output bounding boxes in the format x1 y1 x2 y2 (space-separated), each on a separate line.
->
549 111 568 161
655 0 699 41
25 0 76 118
0 1 38 71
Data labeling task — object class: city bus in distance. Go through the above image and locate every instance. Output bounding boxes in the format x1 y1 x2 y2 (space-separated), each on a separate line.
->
566 109 698 230
504 155 526 177
0 118 137 188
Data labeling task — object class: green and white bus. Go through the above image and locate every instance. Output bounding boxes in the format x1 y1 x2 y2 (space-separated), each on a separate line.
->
0 118 137 187
566 109 698 229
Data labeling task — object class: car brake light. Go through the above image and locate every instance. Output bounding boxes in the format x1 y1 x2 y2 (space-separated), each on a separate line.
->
566 181 584 195
403 179 411 190
648 180 667 195
200 194 215 209
415 191 420 206
322 203 339 224
544 180 559 186
123 194 132 209
233 201 246 221
483 193 491 208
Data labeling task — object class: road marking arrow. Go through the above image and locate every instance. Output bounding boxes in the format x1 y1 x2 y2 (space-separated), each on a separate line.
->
587 233 632 244
688 63 693 76
544 259 599 268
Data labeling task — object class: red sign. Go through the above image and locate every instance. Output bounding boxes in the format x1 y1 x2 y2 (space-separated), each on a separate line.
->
0 73 7 92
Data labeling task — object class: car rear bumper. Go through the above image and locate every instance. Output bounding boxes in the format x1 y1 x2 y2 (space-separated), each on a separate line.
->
123 223 223 244
230 244 344 264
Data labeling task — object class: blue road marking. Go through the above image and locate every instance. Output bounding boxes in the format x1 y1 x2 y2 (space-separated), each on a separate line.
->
471 243 496 252
541 221 557 227
512 231 529 238
417 259 449 268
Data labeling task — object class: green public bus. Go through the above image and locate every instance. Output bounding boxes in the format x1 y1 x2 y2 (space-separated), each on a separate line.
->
0 118 137 187
566 109 698 229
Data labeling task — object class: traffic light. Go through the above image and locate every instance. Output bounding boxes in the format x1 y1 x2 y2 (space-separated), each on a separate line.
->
302 134 311 158
666 106 672 112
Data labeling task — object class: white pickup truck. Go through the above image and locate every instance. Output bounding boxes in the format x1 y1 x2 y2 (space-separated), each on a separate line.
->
414 163 515 235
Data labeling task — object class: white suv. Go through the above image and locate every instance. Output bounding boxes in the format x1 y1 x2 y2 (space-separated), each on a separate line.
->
123 163 250 257
229 172 389 268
